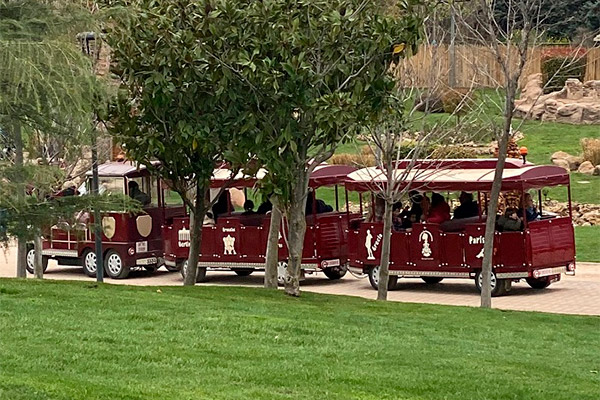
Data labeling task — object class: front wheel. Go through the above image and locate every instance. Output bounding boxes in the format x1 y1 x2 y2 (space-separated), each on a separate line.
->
323 265 347 280
475 271 510 297
526 276 552 289
233 269 254 276
368 265 398 291
104 250 130 279
26 245 48 274
421 277 444 284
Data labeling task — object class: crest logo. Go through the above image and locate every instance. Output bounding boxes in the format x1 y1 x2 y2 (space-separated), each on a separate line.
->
178 228 190 248
223 235 237 255
364 229 383 260
136 215 152 237
419 229 433 258
101 216 116 239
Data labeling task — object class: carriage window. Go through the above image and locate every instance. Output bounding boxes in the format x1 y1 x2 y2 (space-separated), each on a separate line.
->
128 177 157 207
93 177 125 195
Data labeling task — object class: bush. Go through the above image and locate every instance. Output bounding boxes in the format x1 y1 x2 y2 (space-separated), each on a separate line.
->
541 56 587 94
581 138 600 166
441 89 475 115
430 145 478 159
329 153 375 168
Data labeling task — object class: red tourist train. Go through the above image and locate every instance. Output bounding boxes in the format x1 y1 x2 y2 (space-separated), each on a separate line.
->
163 164 358 283
31 162 185 278
344 159 576 296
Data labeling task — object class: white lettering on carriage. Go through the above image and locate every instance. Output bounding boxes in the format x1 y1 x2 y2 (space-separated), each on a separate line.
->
469 236 485 245
222 227 236 233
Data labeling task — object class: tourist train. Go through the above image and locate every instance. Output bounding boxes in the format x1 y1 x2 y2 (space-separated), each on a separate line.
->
29 158 576 295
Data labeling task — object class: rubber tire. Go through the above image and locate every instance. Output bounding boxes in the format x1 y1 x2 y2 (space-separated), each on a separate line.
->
180 260 208 283
165 264 181 272
323 265 347 280
144 265 158 273
475 271 509 297
421 277 444 284
26 245 48 274
233 269 254 276
368 265 398 291
104 250 130 279
81 249 98 278
526 277 552 289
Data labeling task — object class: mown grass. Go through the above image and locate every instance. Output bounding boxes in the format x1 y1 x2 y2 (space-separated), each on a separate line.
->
0 279 598 400
576 226 600 262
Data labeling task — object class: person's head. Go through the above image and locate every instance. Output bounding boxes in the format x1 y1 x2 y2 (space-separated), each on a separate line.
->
431 193 445 207
524 193 534 207
505 207 518 220
459 191 473 205
409 190 423 204
62 180 76 190
392 202 403 217
244 200 254 211
128 181 139 192
205 211 214 220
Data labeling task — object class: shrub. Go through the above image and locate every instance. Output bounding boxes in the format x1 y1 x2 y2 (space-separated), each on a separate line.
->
541 56 587 94
581 138 600 166
431 145 478 159
441 88 475 115
329 153 375 168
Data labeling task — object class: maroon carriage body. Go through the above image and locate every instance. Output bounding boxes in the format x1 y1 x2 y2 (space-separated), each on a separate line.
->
163 165 358 281
345 159 576 295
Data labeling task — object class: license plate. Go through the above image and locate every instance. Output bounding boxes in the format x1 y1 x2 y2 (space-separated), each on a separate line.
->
136 241 148 253
137 257 157 266
321 259 340 268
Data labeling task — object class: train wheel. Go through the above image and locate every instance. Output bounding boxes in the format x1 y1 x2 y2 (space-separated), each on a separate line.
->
475 271 509 297
81 249 98 277
526 276 552 289
26 245 48 275
323 265 347 280
368 265 398 291
421 277 443 284
165 263 181 272
233 269 254 276
144 266 158 273
104 250 130 279
277 261 288 285
180 260 208 283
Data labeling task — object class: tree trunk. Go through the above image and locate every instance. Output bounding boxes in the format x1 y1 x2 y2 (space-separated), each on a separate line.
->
33 233 43 279
13 122 27 278
264 196 281 289
377 199 394 301
284 175 309 297
480 89 515 308
183 182 206 286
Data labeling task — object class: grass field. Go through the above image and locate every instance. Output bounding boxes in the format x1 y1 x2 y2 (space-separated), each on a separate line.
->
576 226 600 262
0 279 599 400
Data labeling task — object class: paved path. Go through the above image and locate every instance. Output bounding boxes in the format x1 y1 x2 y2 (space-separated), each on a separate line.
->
2 246 599 316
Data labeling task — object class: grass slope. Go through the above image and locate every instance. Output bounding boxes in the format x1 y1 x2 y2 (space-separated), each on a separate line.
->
576 226 600 262
0 280 598 400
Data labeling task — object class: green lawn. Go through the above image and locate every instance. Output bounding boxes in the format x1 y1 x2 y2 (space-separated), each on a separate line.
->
576 226 600 262
0 280 598 400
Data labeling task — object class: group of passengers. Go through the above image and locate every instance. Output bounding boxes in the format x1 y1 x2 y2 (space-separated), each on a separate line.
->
381 190 540 233
387 190 480 232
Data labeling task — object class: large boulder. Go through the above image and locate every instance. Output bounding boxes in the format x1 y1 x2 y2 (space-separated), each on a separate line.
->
551 150 571 161
578 161 595 174
552 158 570 171
565 155 583 171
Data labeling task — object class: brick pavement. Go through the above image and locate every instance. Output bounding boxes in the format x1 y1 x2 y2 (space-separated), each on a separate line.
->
1 246 599 316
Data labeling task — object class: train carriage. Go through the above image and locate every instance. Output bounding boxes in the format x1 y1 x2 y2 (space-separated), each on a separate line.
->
163 164 358 282
344 160 576 296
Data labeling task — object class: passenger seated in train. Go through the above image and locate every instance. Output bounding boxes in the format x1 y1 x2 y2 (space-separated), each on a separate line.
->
242 200 256 216
305 192 334 214
497 208 523 231
128 181 151 206
401 191 423 229
212 191 232 220
518 193 540 222
203 211 216 226
392 202 404 232
256 198 272 214
426 193 451 224
453 191 479 219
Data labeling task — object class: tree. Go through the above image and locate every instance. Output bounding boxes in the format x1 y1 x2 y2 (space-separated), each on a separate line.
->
0 0 105 277
228 0 425 296
105 0 258 286
454 0 548 308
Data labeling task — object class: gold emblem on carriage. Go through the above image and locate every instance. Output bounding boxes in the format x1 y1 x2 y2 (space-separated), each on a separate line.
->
101 216 116 239
419 229 433 258
136 215 152 237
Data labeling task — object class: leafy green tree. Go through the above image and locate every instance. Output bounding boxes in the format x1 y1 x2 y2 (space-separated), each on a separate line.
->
105 0 258 285
0 0 106 277
231 0 425 295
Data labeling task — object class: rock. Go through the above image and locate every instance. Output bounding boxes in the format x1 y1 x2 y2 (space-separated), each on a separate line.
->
578 161 595 174
594 166 600 176
565 155 583 171
551 150 571 161
413 91 444 113
552 158 570 171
